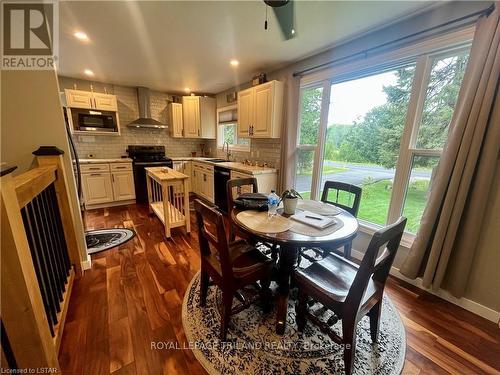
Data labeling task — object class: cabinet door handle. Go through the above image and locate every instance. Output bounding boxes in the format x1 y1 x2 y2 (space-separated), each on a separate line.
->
115 166 126 169
112 174 115 182
89 167 100 170
90 173 102 177
198 129 200 136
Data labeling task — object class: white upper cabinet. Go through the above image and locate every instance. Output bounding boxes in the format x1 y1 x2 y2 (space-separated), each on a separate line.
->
183 96 200 138
93 92 118 111
182 96 216 139
65 89 117 111
237 88 254 138
237 80 283 139
169 103 184 138
65 89 93 109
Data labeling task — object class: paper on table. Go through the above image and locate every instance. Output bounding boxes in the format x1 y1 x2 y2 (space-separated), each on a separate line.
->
290 210 336 229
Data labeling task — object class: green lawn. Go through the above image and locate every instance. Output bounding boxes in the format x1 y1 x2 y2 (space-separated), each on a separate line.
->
300 179 429 233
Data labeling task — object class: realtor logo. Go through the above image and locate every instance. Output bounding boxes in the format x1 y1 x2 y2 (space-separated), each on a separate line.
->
2 1 58 69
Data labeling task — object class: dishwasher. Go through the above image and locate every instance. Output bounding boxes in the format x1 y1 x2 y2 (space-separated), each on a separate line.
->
214 166 231 213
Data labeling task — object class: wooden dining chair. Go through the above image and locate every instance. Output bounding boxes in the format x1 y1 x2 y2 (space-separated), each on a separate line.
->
294 217 407 375
321 181 362 217
227 177 258 242
300 181 362 262
194 199 273 340
227 178 278 260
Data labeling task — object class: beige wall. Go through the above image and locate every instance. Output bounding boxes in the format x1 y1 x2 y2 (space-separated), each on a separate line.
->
1 70 89 265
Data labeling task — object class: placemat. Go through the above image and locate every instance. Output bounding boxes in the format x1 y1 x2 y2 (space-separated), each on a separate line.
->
290 217 344 237
297 200 341 216
236 210 292 234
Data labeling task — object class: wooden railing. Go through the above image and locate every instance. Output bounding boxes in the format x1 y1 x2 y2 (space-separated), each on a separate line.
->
1 148 82 372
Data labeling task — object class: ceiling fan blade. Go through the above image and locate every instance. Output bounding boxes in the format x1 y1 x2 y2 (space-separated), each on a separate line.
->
271 0 296 40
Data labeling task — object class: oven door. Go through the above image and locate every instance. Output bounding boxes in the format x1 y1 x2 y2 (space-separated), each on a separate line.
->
72 108 118 132
133 161 173 204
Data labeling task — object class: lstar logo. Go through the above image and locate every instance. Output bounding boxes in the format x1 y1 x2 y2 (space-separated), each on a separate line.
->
2 1 58 69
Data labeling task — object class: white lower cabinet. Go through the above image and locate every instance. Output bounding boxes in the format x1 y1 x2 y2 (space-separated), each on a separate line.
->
192 162 214 203
111 171 136 201
173 160 192 192
82 172 114 205
81 162 135 208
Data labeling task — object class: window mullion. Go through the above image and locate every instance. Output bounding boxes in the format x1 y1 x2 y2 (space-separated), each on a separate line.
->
310 79 331 200
387 56 430 224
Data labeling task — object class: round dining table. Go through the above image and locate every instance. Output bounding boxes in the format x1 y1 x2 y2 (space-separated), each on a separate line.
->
231 203 359 335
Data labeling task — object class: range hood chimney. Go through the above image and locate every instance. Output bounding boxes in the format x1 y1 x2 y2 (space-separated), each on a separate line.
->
128 87 168 129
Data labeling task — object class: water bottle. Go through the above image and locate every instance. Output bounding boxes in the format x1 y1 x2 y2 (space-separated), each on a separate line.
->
268 190 279 216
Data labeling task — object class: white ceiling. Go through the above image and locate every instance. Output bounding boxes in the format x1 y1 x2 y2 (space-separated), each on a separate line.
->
58 1 433 94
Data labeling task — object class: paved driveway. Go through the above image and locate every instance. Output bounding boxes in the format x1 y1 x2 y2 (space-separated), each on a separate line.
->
295 161 431 193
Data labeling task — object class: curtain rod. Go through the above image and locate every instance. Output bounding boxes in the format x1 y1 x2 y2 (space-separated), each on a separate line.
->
293 4 495 78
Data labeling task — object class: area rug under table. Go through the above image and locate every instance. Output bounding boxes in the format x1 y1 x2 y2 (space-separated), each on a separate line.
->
182 272 406 375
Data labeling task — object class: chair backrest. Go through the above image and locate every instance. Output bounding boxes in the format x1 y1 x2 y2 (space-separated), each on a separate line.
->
226 177 258 241
346 217 407 308
321 181 362 217
226 177 258 212
194 199 233 279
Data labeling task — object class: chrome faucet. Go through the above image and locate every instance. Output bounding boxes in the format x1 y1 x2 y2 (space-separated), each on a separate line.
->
222 141 232 161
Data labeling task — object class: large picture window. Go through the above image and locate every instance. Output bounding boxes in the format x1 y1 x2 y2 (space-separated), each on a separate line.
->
294 39 470 237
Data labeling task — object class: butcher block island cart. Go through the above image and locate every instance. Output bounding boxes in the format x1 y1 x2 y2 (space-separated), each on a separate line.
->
145 167 190 238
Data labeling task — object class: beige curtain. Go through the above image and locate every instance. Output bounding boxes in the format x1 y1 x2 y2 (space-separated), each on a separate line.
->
400 5 500 298
279 72 301 192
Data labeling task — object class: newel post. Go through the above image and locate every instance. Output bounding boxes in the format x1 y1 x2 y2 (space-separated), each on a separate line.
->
34 146 83 276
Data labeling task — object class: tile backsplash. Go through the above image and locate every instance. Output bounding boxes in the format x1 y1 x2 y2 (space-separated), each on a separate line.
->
59 77 215 159
59 76 283 169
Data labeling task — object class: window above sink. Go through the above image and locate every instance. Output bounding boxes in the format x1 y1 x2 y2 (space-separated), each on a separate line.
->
217 105 250 152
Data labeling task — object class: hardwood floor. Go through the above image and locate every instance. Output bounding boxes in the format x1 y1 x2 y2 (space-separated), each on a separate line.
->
58 204 500 375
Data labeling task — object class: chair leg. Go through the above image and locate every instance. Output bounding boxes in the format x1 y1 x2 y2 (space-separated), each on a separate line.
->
220 291 234 341
259 278 272 313
271 244 279 261
295 288 308 331
369 301 382 343
199 269 209 307
344 241 352 258
342 319 357 375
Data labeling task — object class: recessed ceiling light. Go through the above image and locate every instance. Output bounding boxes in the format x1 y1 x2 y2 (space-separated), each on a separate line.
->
74 31 89 42
184 87 190 93
230 59 239 67
84 69 94 77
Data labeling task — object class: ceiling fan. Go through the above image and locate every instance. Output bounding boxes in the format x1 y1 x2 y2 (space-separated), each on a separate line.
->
264 0 296 40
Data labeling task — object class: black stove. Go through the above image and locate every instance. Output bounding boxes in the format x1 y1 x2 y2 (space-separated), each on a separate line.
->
127 145 173 203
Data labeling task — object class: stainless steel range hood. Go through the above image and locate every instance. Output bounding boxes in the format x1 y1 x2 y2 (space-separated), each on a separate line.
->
128 87 168 129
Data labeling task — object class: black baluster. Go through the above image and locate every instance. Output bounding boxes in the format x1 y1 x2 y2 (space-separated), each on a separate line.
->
48 185 71 272
27 200 60 319
45 185 69 281
39 188 65 300
21 207 55 336
33 195 62 312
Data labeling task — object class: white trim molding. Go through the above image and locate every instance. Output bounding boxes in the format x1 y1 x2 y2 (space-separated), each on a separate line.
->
350 249 500 324
81 259 92 271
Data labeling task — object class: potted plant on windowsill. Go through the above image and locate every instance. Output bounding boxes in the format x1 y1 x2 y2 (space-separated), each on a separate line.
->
280 189 303 215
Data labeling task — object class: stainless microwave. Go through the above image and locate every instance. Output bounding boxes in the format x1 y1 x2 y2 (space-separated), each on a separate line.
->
69 108 119 132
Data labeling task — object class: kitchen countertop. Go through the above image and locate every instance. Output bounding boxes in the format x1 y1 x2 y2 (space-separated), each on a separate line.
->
145 167 188 181
171 157 277 175
77 158 133 164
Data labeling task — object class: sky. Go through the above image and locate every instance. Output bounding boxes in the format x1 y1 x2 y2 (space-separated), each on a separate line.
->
327 71 398 125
